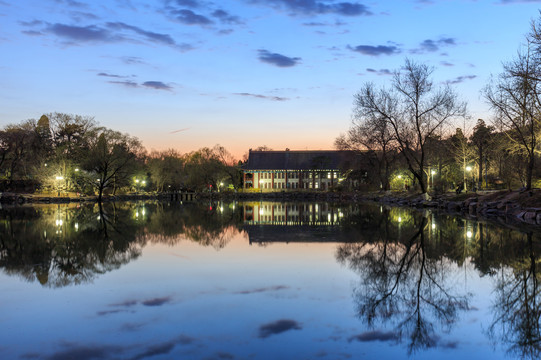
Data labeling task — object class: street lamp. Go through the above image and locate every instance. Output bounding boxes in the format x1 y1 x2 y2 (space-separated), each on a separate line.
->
466 166 472 192
55 176 64 196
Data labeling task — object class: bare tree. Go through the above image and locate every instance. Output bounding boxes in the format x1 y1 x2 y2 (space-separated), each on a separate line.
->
336 108 399 191
354 59 466 194
485 38 541 190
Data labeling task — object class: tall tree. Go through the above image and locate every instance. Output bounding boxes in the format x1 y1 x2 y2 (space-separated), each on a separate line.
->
353 59 466 194
470 119 494 189
485 39 541 190
83 130 144 202
336 108 399 191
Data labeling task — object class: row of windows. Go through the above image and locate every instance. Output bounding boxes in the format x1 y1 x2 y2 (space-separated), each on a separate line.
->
258 172 339 179
259 182 332 189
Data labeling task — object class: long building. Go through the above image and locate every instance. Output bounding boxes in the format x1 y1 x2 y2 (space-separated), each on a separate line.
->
242 149 362 191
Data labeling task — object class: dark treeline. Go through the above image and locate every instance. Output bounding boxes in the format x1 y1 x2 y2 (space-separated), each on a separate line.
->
0 112 242 199
337 15 541 194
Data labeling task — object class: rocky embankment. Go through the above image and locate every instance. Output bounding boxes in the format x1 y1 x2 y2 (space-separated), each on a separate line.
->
370 190 541 226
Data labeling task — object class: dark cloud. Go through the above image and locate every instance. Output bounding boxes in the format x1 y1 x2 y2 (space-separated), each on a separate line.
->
44 344 124 360
366 68 392 76
348 44 401 56
258 319 302 338
258 50 301 67
413 37 456 53
348 330 398 342
46 23 115 42
251 0 372 16
440 61 454 67
173 0 202 7
141 296 173 305
40 22 192 51
212 9 243 24
97 72 126 78
447 75 477 84
234 93 289 101
172 9 213 25
234 285 290 293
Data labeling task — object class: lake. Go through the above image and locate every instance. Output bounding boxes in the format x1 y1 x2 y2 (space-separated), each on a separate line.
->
0 200 539 360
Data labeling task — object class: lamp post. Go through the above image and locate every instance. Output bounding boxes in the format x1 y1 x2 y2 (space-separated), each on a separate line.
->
55 176 64 196
465 166 472 192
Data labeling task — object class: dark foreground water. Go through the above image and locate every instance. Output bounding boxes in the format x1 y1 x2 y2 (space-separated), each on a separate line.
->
1 201 540 360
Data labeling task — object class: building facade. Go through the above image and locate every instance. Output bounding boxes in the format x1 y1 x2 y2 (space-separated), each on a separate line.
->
242 149 360 191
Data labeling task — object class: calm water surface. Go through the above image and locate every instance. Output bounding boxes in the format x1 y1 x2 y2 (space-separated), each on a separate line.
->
0 200 540 360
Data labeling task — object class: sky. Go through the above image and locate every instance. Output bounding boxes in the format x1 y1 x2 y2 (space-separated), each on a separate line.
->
1 0 541 159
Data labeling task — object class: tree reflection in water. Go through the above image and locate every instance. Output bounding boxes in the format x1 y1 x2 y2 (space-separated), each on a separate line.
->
0 201 243 287
337 209 470 354
488 231 541 359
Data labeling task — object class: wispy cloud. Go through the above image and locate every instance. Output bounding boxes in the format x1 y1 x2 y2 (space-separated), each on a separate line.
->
258 50 301 67
234 93 289 101
212 9 243 24
142 81 173 91
366 68 392 76
171 9 213 25
249 0 372 16
412 37 456 53
447 75 477 84
27 21 192 51
47 23 115 42
348 44 401 56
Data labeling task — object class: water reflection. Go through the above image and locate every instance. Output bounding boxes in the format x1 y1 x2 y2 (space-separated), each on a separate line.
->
2 200 541 358
0 201 243 287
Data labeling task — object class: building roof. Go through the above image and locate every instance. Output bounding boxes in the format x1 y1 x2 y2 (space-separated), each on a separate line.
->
244 150 359 171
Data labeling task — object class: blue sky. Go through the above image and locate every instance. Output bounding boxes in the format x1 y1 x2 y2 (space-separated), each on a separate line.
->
1 0 540 158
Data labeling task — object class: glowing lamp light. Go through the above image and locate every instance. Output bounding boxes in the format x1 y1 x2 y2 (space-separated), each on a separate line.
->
466 231 473 238
466 166 472 172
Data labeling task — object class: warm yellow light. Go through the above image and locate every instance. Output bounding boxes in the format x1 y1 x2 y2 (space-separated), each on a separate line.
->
466 166 472 172
467 231 472 238
55 176 64 180
431 170 436 175
397 175 402 179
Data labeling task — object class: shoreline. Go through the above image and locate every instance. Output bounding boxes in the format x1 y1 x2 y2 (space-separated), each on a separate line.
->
2 189 541 228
